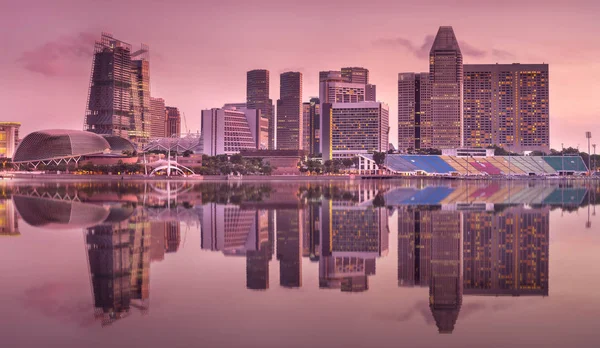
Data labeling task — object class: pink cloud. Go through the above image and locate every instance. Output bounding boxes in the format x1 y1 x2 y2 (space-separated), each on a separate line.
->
17 32 97 77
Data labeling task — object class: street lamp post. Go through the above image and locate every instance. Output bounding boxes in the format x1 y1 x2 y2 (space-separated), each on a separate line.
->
586 132 592 176
561 143 565 177
593 144 597 172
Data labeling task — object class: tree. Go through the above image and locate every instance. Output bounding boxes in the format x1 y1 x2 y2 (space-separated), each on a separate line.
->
373 152 386 166
230 153 243 164
342 158 354 168
182 150 193 157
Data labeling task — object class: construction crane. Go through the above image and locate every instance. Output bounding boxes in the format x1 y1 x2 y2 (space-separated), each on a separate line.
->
182 112 189 134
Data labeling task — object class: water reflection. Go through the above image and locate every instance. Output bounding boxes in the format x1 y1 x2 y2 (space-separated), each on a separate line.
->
1 180 598 334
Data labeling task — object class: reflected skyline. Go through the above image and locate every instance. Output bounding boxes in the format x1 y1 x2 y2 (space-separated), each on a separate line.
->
0 180 596 335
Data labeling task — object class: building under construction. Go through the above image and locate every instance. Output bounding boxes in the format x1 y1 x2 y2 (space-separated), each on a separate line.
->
85 33 151 148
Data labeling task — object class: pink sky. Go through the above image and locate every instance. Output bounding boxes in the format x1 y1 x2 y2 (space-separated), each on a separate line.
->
1 0 599 150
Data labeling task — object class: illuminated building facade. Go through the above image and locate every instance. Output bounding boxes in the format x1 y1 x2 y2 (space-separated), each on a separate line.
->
302 97 320 155
247 70 275 150
201 107 264 155
463 208 549 295
149 97 166 138
0 122 20 158
429 26 463 149
0 198 19 237
165 106 181 137
277 72 303 150
398 73 431 151
463 64 550 153
325 102 389 158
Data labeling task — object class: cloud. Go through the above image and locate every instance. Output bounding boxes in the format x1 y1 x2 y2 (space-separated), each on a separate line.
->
460 41 487 58
21 282 96 328
491 49 516 60
17 32 97 76
373 35 512 60
373 35 434 59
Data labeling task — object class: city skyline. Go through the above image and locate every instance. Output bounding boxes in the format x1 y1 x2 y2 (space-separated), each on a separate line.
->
3 1 598 150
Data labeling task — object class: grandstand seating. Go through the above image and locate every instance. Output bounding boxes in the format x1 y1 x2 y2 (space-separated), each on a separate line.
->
384 155 419 173
401 155 457 174
469 161 502 175
542 156 588 173
359 154 586 176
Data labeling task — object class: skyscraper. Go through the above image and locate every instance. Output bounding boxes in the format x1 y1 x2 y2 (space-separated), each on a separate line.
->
324 102 389 158
341 67 369 84
85 33 150 147
366 84 377 102
277 72 303 150
165 106 181 137
149 97 166 138
131 53 151 145
463 64 550 153
398 73 431 151
302 98 320 155
201 107 263 155
247 70 274 149
429 26 463 149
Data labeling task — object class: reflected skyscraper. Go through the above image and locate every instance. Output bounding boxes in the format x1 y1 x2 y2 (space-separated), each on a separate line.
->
277 209 303 288
0 198 19 237
85 206 150 326
319 197 389 292
398 204 551 333
246 209 272 290
463 208 549 296
429 211 462 334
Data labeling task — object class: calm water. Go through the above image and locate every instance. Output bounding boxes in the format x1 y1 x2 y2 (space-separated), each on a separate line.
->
1 179 599 348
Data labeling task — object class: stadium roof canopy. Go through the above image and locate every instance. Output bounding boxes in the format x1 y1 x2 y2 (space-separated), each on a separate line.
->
12 130 127 164
143 134 202 153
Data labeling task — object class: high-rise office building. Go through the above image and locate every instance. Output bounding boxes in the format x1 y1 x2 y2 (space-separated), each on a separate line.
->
323 102 389 158
302 102 311 152
201 108 264 155
131 54 151 145
85 33 150 147
323 82 366 103
0 122 21 158
429 26 463 149
277 72 303 150
302 97 320 155
398 73 431 151
341 67 369 84
149 97 166 138
463 64 550 153
165 106 181 137
366 84 377 101
247 70 274 150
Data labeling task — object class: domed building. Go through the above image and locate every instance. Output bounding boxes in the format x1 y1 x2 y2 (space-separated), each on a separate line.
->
12 129 137 167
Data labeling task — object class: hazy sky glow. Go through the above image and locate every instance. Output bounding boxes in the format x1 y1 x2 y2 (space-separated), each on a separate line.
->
2 0 599 149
